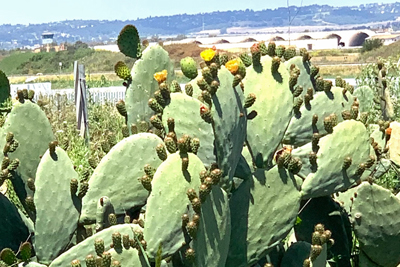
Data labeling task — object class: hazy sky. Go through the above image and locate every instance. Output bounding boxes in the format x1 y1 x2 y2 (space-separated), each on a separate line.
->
2 0 400 25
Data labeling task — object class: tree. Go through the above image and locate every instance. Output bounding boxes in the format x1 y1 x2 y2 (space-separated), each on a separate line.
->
361 38 384 53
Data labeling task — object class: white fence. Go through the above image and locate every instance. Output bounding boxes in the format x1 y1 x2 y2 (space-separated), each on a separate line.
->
13 78 358 104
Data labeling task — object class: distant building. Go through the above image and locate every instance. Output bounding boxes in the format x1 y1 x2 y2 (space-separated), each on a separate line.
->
42 32 54 45
366 33 400 45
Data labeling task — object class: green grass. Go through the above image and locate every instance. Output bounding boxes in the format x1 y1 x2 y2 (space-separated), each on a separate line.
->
0 51 34 75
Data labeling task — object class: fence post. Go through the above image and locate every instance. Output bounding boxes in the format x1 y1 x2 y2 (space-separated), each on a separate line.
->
74 61 89 145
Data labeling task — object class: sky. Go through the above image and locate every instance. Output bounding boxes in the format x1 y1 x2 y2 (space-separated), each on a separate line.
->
1 0 400 25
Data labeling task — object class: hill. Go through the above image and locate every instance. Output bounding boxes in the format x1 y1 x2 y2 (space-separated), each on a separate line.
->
2 2 400 50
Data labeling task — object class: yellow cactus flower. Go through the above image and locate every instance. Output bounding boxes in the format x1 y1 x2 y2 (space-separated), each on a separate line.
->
200 49 216 62
225 59 240 75
154 70 168 83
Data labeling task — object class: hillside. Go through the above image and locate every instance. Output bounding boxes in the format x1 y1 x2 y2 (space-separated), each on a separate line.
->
2 2 400 50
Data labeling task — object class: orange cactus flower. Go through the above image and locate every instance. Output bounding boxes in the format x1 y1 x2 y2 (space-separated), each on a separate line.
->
212 45 217 51
225 59 240 75
200 49 216 62
386 127 392 136
154 70 168 83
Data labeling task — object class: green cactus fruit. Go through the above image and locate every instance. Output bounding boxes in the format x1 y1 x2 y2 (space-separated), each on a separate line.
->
70 178 78 195
164 136 177 153
114 61 132 81
315 77 324 91
323 116 333 134
1 156 9 170
108 213 117 226
150 115 164 130
342 156 352 170
244 93 256 108
283 46 297 61
28 89 35 101
341 110 352 120
185 84 194 97
240 53 252 67
276 45 286 58
8 139 18 153
187 220 198 239
185 248 196 262
116 100 127 118
351 105 359 120
288 157 302 174
267 42 276 57
18 242 31 262
250 43 261 66
5 132 13 143
293 85 303 97
140 175 152 191
201 67 213 84
201 90 212 106
289 74 298 90
25 196 35 212
170 80 181 93
181 157 189 171
112 232 122 249
156 144 168 161
294 97 303 112
310 65 319 79
94 238 105 256
0 248 17 265
186 188 198 201
0 70 10 105
271 56 281 73
323 80 333 92
197 78 210 92
309 152 317 166
117 25 141 59
85 255 96 267
8 158 19 171
335 76 344 88
26 177 35 192
312 133 320 152
102 251 112 267
310 245 322 261
219 54 229 66
78 181 89 198
200 105 213 124
190 138 200 155
153 90 166 107
148 98 164 114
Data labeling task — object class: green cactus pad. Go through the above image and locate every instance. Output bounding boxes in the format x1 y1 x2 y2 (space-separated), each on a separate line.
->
210 67 246 191
351 182 400 267
0 70 10 105
144 152 204 259
49 224 142 267
243 55 293 168
283 87 353 147
117 25 141 59
161 93 215 167
192 186 230 267
227 166 301 267
180 57 198 80
80 133 164 224
369 124 386 151
18 262 47 267
125 44 175 125
0 101 54 216
301 120 371 199
34 147 80 264
358 250 383 267
0 194 31 252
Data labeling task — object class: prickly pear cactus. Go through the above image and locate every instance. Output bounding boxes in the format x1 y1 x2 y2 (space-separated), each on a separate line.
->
351 182 400 267
0 101 55 215
144 152 204 259
285 56 315 97
210 67 246 191
353 85 375 114
80 133 165 224
34 146 80 264
283 87 353 146
161 93 216 167
227 166 301 267
243 55 293 168
301 120 371 198
125 44 175 125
